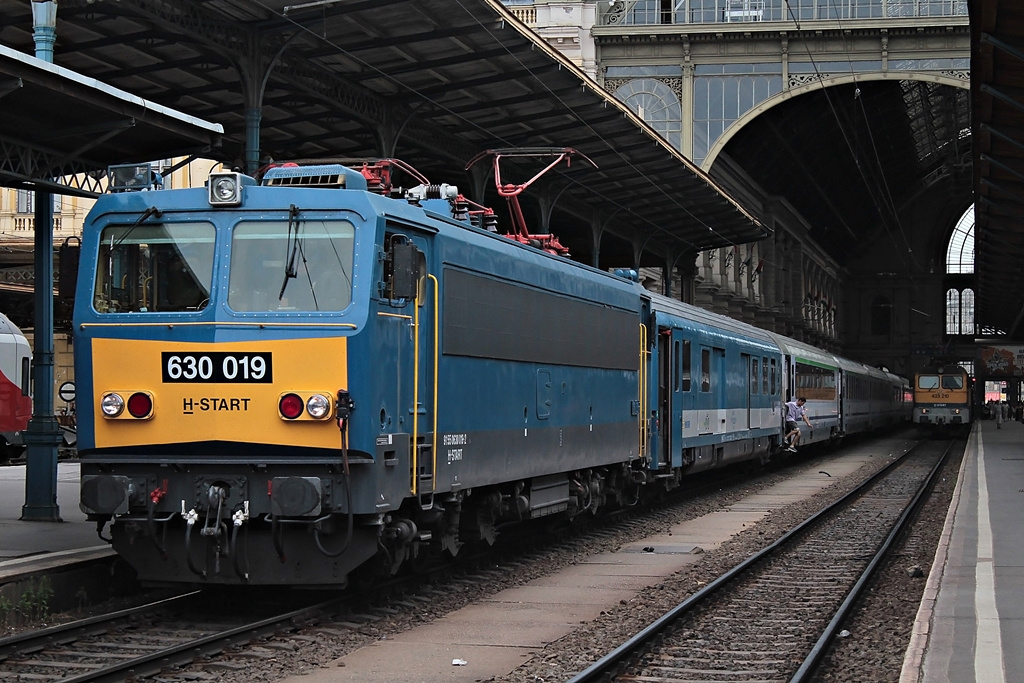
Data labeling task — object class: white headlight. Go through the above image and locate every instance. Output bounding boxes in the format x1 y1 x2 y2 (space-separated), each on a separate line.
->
213 177 236 199
101 393 125 417
208 172 243 206
306 394 331 419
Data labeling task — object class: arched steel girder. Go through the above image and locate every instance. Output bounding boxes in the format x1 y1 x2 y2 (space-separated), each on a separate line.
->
704 73 970 263
701 72 971 173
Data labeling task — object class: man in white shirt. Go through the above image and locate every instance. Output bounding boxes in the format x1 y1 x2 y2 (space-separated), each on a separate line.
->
784 397 812 452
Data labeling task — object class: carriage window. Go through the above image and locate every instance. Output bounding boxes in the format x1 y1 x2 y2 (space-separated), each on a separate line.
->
681 340 691 392
762 357 769 395
770 358 777 395
701 348 711 392
229 220 355 312
93 222 214 313
795 361 836 401
918 375 939 390
751 358 759 394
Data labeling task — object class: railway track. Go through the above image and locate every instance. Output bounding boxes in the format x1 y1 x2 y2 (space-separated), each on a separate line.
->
0 435 919 682
0 449 815 682
0 590 344 683
566 438 960 683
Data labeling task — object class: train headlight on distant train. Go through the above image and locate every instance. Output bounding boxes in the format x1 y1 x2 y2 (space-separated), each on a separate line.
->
306 394 331 419
208 172 244 206
919 408 929 414
101 393 125 417
279 393 304 420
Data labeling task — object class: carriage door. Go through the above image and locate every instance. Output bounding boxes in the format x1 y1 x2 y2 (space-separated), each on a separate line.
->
388 233 435 500
414 244 436 499
713 348 726 434
837 370 846 434
748 355 760 429
738 354 752 430
698 347 726 435
677 336 696 442
657 328 671 469
784 356 794 401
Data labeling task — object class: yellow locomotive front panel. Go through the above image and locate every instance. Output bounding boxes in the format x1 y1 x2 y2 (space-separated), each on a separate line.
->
913 367 970 426
91 336 348 449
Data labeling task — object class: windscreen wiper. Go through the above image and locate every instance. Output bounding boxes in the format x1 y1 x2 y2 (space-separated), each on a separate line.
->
111 206 163 249
279 204 300 301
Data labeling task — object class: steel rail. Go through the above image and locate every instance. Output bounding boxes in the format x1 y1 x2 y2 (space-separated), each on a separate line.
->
789 438 958 682
565 438 944 683
0 591 346 683
0 591 200 660
64 598 345 683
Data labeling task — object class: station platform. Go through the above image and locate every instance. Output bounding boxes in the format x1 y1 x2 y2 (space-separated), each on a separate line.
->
902 419 1023 683
0 461 113 584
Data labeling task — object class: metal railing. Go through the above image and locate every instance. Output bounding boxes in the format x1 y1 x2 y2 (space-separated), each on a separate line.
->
597 0 967 26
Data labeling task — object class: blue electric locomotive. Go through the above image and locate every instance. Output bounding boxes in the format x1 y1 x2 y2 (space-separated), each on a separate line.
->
74 158 906 587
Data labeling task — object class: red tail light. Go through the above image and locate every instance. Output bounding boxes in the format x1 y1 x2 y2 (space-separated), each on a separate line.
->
127 392 153 418
279 393 304 419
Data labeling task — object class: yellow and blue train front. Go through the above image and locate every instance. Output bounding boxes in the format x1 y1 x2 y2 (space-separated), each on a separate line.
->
77 333 384 586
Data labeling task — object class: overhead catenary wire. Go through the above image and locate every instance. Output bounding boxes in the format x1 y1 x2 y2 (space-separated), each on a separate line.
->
824 0 925 273
782 0 923 278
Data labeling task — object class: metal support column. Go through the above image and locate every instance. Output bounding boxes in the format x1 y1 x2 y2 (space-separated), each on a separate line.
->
22 0 63 522
245 107 261 175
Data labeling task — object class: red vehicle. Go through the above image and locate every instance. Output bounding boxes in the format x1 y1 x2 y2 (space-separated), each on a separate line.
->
0 312 32 462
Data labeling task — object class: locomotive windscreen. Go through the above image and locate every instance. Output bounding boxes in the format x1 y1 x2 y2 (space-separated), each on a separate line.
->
228 220 355 312
93 222 214 313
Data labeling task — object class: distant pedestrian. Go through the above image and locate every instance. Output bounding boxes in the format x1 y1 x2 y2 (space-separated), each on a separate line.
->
996 402 1003 429
784 397 812 451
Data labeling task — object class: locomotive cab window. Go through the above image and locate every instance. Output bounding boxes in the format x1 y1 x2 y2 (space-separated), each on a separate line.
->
93 222 214 313
918 375 939 390
229 220 354 312
941 375 964 390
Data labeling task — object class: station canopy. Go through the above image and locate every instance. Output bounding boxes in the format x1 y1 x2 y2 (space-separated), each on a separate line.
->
0 43 222 198
0 0 764 258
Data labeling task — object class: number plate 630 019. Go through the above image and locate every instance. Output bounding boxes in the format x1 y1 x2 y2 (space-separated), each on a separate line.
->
161 352 273 383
